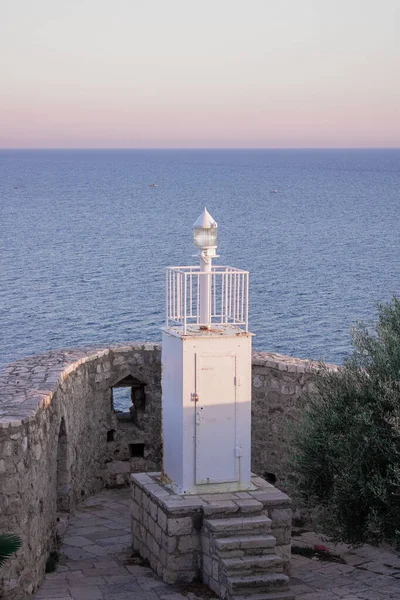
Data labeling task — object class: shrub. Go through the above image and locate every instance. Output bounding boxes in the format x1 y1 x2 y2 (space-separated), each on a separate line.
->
289 296 400 547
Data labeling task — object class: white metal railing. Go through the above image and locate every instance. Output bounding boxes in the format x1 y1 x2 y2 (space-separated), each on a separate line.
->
165 265 249 333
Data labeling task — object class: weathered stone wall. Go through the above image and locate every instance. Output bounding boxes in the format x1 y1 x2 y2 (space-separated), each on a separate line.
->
0 343 323 599
0 344 161 600
131 472 202 583
131 472 292 598
250 351 322 486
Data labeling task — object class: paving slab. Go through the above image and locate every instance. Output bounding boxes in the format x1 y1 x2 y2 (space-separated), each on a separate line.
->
32 488 400 600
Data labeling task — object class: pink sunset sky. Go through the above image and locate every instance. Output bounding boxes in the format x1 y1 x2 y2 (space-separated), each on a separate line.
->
1 0 399 149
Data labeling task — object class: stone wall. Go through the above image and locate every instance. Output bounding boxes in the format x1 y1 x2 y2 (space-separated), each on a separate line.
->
0 344 161 600
251 351 322 486
131 472 292 597
131 472 203 583
0 343 323 599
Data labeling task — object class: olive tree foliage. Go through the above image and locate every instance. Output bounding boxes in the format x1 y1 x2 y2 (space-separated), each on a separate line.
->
289 296 400 546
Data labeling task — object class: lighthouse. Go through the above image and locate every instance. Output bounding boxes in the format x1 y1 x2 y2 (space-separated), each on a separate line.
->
131 210 292 594
161 209 253 494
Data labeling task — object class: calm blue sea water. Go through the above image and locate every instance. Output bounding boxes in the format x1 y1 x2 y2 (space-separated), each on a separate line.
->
1 149 399 371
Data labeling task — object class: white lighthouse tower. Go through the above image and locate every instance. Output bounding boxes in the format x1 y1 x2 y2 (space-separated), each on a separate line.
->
162 209 253 494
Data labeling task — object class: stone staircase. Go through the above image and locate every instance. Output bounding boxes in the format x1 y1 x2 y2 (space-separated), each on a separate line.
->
202 511 294 600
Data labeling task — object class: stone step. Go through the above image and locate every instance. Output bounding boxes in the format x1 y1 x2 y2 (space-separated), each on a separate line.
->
228 573 290 595
215 534 276 555
221 554 283 576
204 514 272 536
203 498 264 518
232 592 295 600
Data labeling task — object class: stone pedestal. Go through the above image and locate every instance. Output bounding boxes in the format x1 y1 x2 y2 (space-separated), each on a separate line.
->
131 472 294 600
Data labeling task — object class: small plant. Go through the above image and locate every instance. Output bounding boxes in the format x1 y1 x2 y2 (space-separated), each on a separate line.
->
292 544 345 563
0 534 22 567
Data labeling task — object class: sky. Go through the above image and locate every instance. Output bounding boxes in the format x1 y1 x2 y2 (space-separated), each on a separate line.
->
1 0 399 148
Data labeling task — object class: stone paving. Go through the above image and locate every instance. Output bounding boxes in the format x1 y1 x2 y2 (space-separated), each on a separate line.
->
33 489 400 600
290 531 400 600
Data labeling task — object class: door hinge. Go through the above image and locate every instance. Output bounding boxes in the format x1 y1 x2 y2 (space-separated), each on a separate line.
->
234 376 241 386
191 393 199 402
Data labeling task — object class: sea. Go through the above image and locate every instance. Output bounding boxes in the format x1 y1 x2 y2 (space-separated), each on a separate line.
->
1 149 400 375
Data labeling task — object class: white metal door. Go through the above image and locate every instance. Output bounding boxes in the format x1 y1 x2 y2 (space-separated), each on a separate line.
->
195 353 238 484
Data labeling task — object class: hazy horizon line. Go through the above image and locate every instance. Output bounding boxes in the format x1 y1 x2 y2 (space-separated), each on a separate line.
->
1 146 399 151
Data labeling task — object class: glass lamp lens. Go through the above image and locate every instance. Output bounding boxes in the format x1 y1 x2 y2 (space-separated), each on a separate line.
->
194 227 217 248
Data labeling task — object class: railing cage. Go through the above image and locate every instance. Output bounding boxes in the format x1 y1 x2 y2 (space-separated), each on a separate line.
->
165 265 249 333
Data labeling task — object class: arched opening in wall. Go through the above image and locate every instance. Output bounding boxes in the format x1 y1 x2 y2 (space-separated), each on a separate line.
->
56 417 70 512
110 375 148 465
111 375 146 427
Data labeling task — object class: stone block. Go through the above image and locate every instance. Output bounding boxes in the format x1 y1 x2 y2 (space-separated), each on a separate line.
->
133 472 154 485
139 524 146 541
167 552 195 571
205 514 271 534
270 508 292 528
253 375 263 388
154 523 162 545
166 535 177 552
134 486 142 505
149 552 157 571
115 474 125 486
145 529 152 548
151 538 160 556
162 571 179 585
275 543 291 572
281 383 296 395
141 543 149 561
158 507 167 531
203 500 239 516
141 511 149 530
133 353 144 366
250 490 291 506
212 559 219 580
150 501 158 521
177 535 199 553
150 486 171 500
235 492 252 498
160 548 167 567
218 550 244 558
167 516 192 536
147 517 155 536
201 493 237 501
251 476 270 489
142 493 149 513
235 498 263 513
274 528 291 545
203 554 212 576
112 356 126 366
202 535 210 556
163 501 202 516
208 576 220 596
